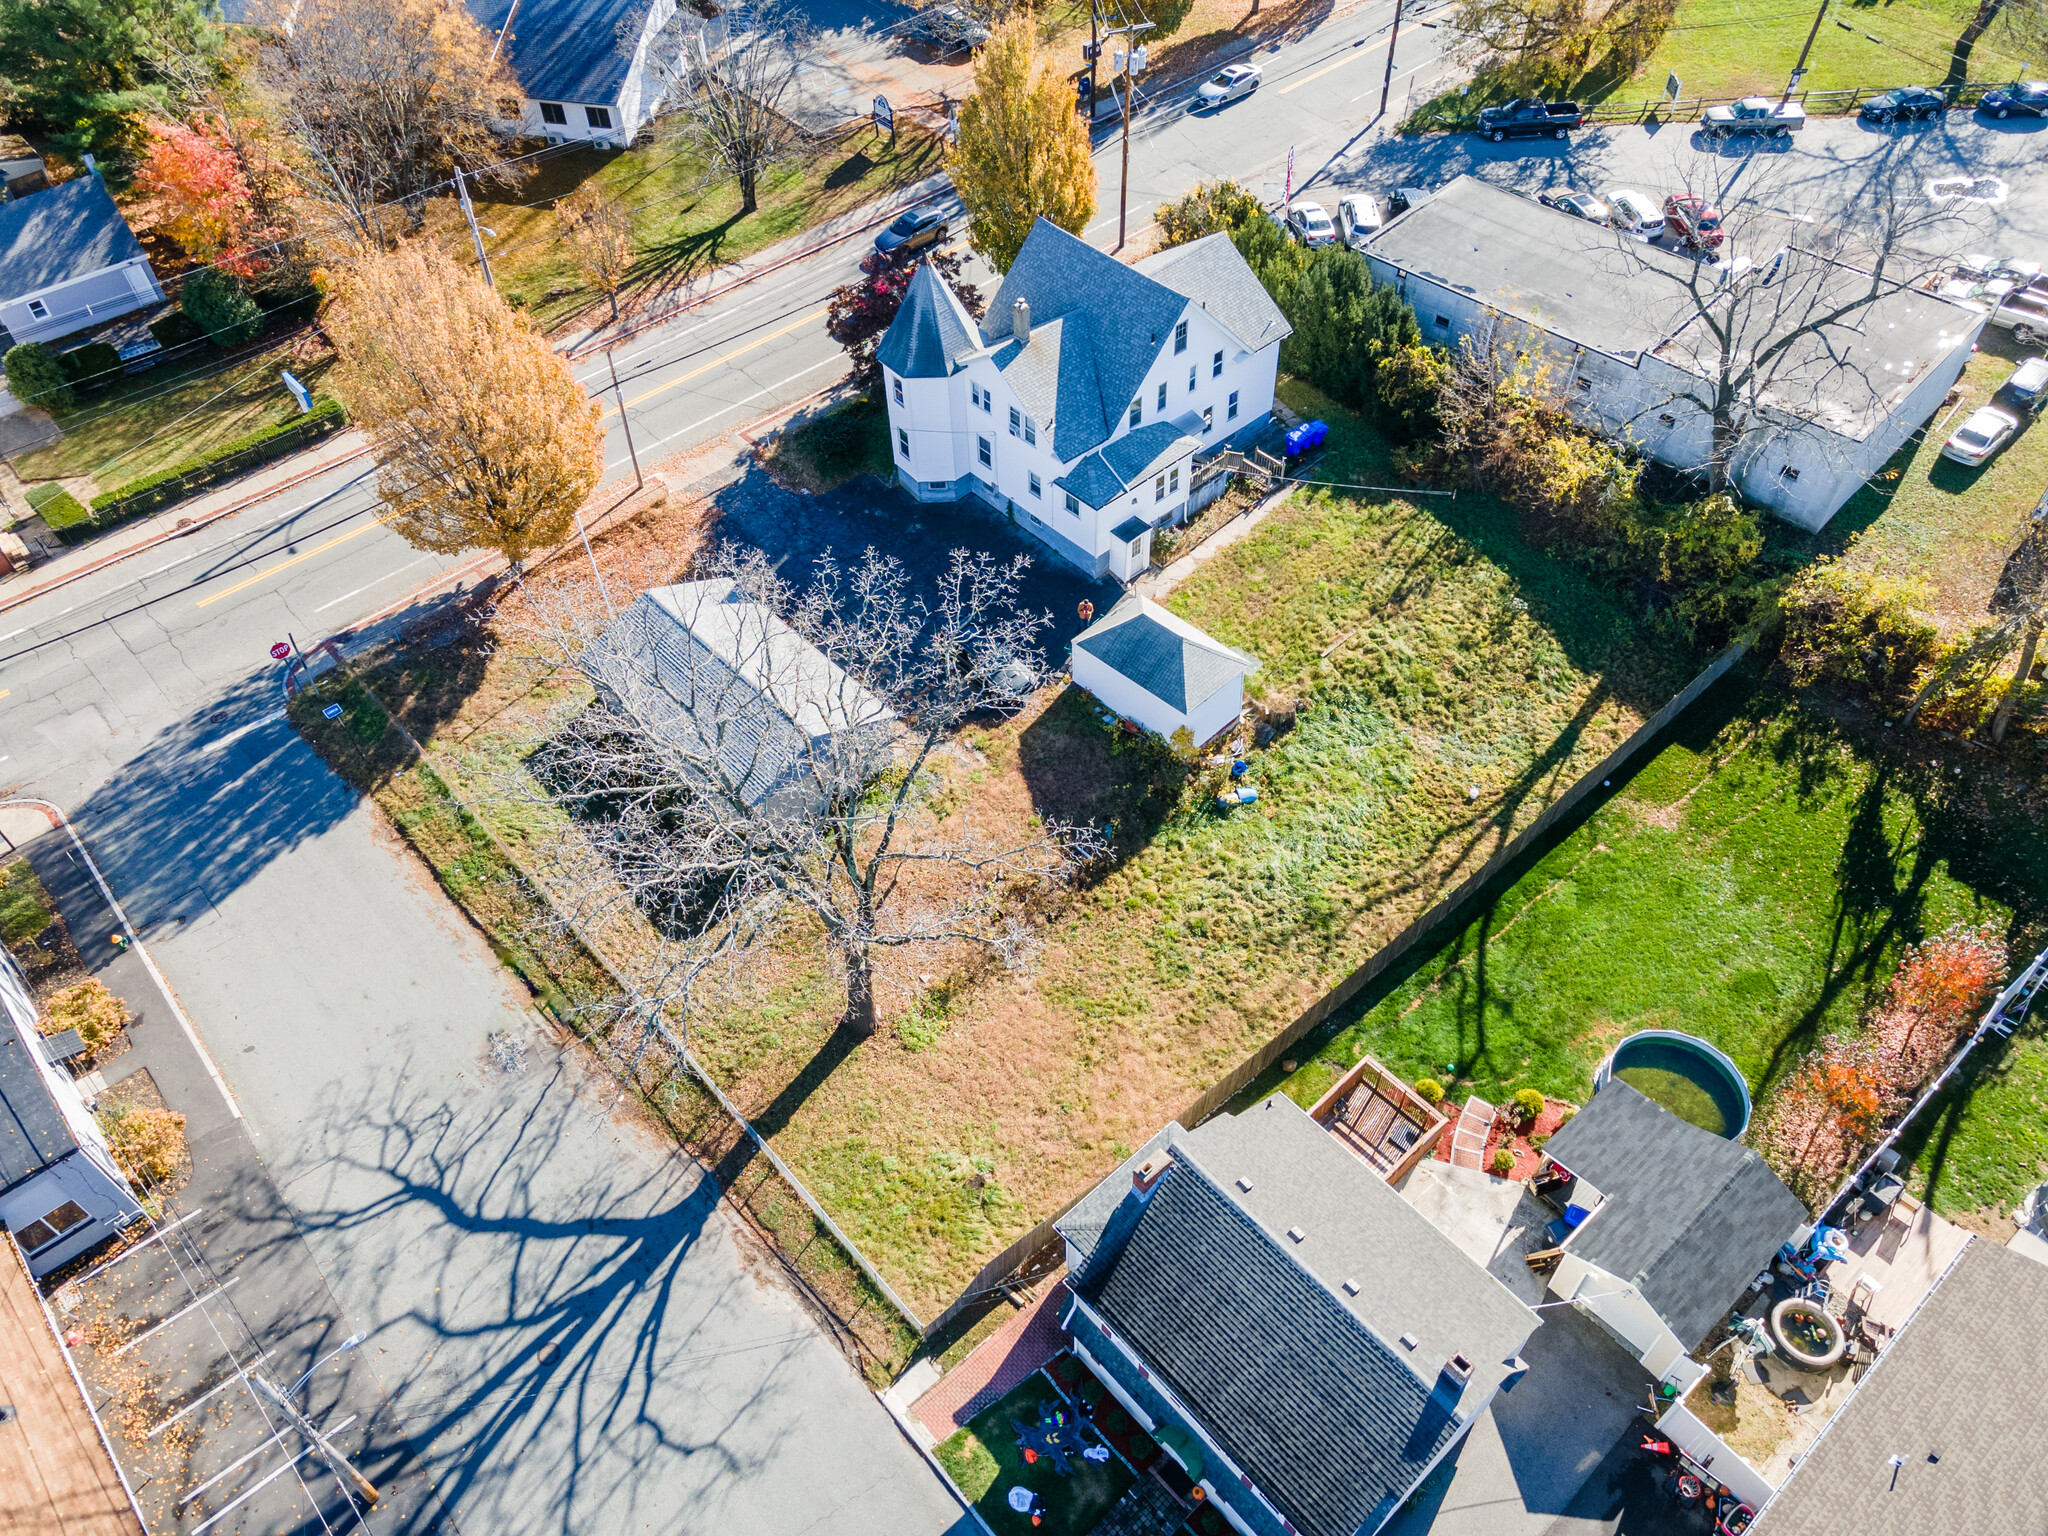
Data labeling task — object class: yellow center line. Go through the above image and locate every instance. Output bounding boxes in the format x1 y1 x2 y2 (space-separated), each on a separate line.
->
1279 49 1371 94
194 513 400 609
605 309 832 416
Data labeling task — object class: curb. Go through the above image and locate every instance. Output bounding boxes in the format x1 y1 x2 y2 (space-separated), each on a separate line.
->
0 442 374 619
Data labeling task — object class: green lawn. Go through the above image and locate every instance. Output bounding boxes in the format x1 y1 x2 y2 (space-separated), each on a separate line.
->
1263 668 2048 1222
0 857 55 945
1810 331 2048 633
433 131 948 331
15 351 338 498
762 395 893 493
1406 0 2030 126
935 1373 1135 1536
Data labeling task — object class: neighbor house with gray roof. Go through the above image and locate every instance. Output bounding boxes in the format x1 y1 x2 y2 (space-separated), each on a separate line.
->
878 217 1289 581
0 945 143 1279
1533 1080 1807 1395
0 172 164 355
1054 1095 1538 1536
471 0 677 148
1070 592 1259 746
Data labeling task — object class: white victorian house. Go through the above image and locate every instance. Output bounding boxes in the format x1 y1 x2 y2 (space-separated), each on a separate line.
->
878 218 1290 582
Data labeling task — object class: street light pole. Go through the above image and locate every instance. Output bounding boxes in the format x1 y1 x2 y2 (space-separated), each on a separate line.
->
253 1374 380 1508
1378 0 1407 121
1783 0 1829 105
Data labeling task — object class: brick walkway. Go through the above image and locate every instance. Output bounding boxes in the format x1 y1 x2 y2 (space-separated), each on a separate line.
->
1447 1095 1496 1171
911 1280 1073 1443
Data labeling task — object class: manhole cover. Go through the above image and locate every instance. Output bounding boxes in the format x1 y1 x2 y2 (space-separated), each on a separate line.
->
1927 175 2009 205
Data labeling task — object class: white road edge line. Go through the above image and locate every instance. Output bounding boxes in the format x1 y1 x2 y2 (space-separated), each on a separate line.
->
147 1349 274 1437
312 555 437 613
200 709 288 755
111 1275 240 1356
185 1413 359 1529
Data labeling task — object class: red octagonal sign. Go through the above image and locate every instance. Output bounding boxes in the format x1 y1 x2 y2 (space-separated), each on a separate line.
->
270 641 292 660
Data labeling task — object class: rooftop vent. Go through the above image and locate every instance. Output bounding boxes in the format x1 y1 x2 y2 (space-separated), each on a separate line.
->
1236 1176 1254 1192
1287 1226 1306 1244
1344 1280 1362 1297
1399 1332 1418 1350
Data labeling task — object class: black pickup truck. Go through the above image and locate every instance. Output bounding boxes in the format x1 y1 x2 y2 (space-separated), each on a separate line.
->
1475 98 1585 142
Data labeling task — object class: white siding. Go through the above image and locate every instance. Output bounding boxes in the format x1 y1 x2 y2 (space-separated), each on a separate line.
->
1072 646 1243 745
0 257 164 347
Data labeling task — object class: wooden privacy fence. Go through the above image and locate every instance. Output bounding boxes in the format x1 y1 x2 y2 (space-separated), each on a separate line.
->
923 640 1749 1336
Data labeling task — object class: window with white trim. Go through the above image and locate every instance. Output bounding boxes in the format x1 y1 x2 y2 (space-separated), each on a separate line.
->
1169 465 1180 494
27 298 48 320
1174 319 1188 354
897 428 909 457
1228 391 1239 420
586 105 613 129
977 436 992 467
1129 398 1141 427
892 377 903 405
16 1200 89 1253
1156 381 1167 412
1029 472 1042 497
1023 416 1036 445
1065 492 1080 516
1155 473 1167 501
1212 349 1223 379
1009 406 1022 437
1187 366 1196 393
540 103 567 125
1202 406 1213 432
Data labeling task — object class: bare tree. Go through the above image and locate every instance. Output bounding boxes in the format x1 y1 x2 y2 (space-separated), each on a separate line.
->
1587 138 1977 498
254 0 518 246
641 0 816 214
503 544 1103 1041
1945 0 2048 87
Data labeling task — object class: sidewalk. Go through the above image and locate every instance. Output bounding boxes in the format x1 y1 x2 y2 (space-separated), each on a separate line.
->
0 800 448 1532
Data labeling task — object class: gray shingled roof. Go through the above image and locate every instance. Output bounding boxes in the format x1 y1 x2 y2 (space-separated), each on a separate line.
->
877 261 981 380
0 175 145 303
0 949 76 1194
1055 422 1199 512
469 0 632 104
1073 594 1256 712
990 219 1189 462
1054 453 1129 512
991 313 1090 433
1078 1097 1535 1536
1135 232 1292 353
1753 1238 2048 1536
1544 1081 1807 1349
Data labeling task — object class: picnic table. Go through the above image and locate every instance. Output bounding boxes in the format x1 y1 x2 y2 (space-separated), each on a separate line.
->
1012 1400 1094 1476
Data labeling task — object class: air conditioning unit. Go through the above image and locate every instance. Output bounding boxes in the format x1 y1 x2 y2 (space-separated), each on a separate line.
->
545 133 565 146
593 137 614 151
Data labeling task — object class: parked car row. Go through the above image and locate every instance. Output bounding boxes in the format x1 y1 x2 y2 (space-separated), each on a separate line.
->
1926 263 2048 346
1536 185 1722 253
1941 356 2048 467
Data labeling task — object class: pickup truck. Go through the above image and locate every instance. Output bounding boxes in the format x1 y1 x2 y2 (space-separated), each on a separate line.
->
1476 98 1584 142
1701 97 1806 137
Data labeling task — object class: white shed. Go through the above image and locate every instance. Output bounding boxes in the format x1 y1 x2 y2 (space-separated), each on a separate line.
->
1071 594 1258 747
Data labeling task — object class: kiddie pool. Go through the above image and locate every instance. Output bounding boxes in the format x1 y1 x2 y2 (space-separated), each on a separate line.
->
1593 1029 1752 1139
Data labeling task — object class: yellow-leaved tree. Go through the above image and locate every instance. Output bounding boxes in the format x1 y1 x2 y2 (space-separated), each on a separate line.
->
329 242 604 576
948 17 1096 274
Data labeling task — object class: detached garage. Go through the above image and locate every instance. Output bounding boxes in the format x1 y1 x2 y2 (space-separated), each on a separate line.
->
1071 594 1259 747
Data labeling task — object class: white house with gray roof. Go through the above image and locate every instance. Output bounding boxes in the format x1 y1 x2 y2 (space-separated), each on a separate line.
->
470 0 677 148
0 173 164 354
1071 593 1258 747
878 218 1289 581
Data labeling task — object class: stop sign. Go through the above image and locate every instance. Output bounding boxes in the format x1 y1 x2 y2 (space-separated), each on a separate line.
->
270 641 291 660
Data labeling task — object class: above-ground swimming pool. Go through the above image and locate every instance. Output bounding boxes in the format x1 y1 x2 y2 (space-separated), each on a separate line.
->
1594 1030 1752 1139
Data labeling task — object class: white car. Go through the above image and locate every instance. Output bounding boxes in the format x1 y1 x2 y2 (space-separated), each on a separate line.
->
1941 405 2020 466
1956 253 2044 285
1286 200 1337 248
1337 194 1384 248
1196 63 1260 107
1604 187 1662 241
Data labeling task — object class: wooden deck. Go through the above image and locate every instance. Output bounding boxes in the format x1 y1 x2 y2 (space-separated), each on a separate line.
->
1308 1055 1449 1183
0 1237 145 1536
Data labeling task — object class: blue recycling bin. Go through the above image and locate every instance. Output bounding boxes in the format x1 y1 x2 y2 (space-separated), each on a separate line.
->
1284 420 1330 456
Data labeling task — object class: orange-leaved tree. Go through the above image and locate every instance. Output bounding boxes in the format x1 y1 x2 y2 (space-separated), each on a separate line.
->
1867 922 2007 1089
1757 1036 1901 1204
328 242 604 577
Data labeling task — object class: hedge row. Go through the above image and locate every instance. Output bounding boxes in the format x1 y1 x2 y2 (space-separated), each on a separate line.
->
53 398 349 543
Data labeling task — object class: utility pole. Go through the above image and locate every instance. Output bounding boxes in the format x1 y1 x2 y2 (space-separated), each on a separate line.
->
1783 0 1828 105
454 164 495 289
1108 22 1153 250
253 1375 379 1508
1378 0 1406 121
605 348 643 491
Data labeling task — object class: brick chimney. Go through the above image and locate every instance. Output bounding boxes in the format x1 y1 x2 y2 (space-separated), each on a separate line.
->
1012 297 1032 344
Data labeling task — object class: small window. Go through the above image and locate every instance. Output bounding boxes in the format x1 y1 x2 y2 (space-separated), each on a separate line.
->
1065 492 1080 516
927 480 950 491
892 377 903 406
1010 406 1022 437
1188 366 1196 393
1024 416 1036 446
1174 319 1188 354
1157 381 1167 412
586 105 613 129
16 1201 90 1253
897 427 909 457
26 298 48 320
1202 405 1214 432
540 102 567 125
1169 465 1180 494
1155 472 1167 501
983 389 993 413
1212 349 1224 379
1781 466 1800 481
1435 314 1450 328
1658 412 1677 427
1228 391 1239 420
1130 399 1142 428
971 382 982 409
978 436 992 468
1029 472 1042 497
